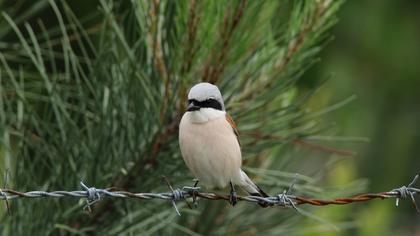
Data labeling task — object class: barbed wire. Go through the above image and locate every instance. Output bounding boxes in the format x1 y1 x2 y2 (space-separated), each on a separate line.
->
0 174 418 216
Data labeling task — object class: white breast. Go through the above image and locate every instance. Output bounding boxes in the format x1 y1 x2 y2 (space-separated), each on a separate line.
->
187 108 226 123
179 110 242 189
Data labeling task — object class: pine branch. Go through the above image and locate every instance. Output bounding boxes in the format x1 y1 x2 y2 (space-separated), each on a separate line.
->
235 0 339 103
0 0 357 234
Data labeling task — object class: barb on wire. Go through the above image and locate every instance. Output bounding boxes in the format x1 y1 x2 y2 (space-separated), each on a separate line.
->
391 174 419 212
162 176 201 215
162 176 182 216
0 169 11 215
0 174 418 216
276 173 298 210
80 181 102 212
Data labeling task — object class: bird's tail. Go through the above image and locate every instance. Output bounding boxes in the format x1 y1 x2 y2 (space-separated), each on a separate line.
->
239 170 270 208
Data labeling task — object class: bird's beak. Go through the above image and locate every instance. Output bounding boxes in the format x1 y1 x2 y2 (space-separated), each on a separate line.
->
187 102 200 112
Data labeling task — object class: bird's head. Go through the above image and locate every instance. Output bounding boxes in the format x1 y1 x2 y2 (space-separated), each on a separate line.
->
187 83 225 112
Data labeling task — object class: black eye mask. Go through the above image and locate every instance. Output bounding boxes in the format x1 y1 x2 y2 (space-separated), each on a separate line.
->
188 98 223 111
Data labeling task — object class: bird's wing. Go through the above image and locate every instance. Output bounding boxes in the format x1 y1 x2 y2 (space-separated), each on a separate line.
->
226 114 240 146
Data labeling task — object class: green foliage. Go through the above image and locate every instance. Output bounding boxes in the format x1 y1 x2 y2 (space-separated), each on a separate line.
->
0 0 346 235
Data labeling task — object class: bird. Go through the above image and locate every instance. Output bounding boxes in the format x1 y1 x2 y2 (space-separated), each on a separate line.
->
179 82 269 207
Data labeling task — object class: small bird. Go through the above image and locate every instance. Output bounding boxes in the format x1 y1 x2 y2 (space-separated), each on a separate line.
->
179 82 268 206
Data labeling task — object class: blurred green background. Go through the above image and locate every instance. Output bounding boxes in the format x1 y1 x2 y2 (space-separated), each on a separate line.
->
1 0 419 235
306 1 420 235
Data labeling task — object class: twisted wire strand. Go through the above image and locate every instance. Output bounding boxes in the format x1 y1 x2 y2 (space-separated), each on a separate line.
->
0 175 418 213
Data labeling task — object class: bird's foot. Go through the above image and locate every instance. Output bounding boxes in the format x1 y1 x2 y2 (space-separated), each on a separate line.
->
192 179 200 207
229 190 238 206
229 182 237 206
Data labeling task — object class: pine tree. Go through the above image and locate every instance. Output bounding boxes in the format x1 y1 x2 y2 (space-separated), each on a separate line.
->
0 0 347 235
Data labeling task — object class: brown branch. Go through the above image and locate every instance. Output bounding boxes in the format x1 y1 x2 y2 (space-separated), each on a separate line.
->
147 0 171 122
202 0 247 84
180 0 199 75
242 131 356 157
292 139 356 157
147 116 180 166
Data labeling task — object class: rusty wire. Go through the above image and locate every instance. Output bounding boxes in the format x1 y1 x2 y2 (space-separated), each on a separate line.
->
0 175 418 216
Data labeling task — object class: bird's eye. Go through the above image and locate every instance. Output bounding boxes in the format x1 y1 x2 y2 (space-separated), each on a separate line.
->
188 99 197 105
